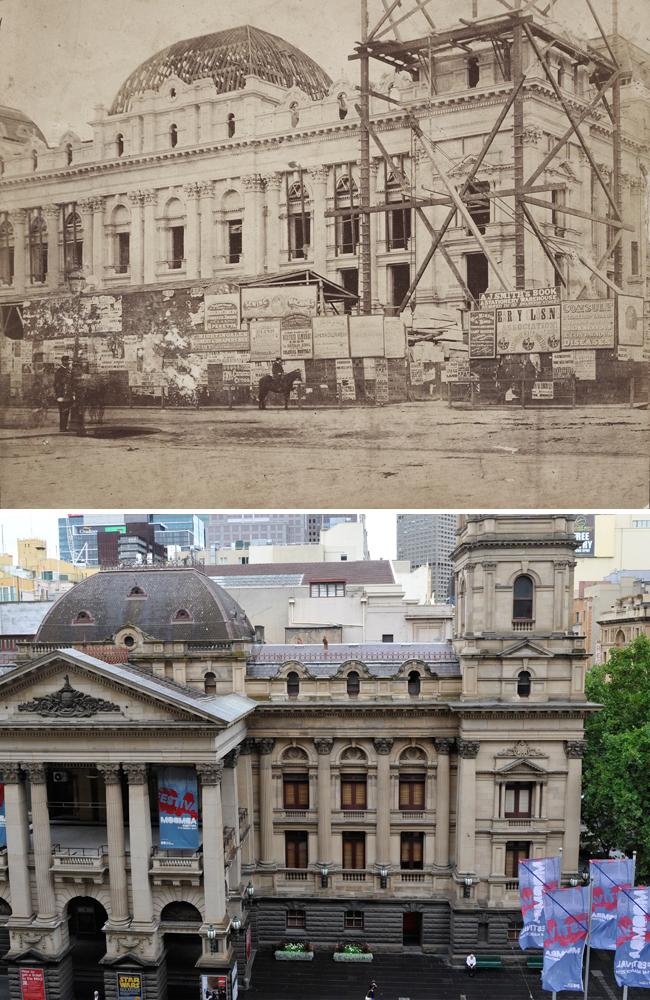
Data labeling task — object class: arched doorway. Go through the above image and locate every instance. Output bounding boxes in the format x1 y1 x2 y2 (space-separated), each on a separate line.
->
67 896 108 999
161 902 203 1000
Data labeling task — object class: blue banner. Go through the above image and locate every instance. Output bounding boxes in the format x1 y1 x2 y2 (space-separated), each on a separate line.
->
158 767 200 850
614 885 650 988
590 858 635 950
519 855 562 949
0 784 5 849
542 886 589 993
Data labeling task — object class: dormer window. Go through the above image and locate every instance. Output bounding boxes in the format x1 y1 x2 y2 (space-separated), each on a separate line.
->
65 143 73 166
173 608 192 622
170 87 177 99
128 586 146 598
116 133 124 157
227 113 236 138
287 671 300 698
346 671 360 697
170 123 178 148
407 671 421 697
73 610 93 624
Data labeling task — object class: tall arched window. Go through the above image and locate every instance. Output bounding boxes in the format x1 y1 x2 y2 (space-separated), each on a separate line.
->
337 93 348 120
287 179 311 260
335 174 359 254
513 574 534 622
111 204 131 274
407 670 421 697
385 163 411 250
346 671 360 697
0 216 15 287
32 150 38 172
615 629 626 648
65 143 73 166
222 189 243 264
287 671 300 697
468 56 480 88
227 113 236 138
169 123 178 148
204 671 217 695
116 133 124 157
28 211 48 283
164 197 185 269
64 211 83 271
517 670 531 698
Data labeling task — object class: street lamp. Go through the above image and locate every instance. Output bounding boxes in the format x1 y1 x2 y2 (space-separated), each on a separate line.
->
379 865 388 890
206 924 218 954
245 881 255 904
569 876 579 887
463 876 473 899
320 864 329 889
230 915 242 936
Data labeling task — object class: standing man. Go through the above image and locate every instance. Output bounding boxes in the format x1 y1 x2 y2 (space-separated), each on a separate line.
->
53 355 73 432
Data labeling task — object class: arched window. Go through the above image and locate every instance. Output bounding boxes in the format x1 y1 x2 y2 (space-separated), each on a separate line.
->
0 217 15 287
615 629 626 648
385 164 411 250
73 610 93 624
32 150 38 172
468 56 480 88
112 203 131 274
169 123 178 147
513 574 534 622
289 101 300 128
287 179 311 260
222 189 243 264
346 671 360 697
227 113 236 138
517 670 531 697
65 143 73 166
128 585 145 597
335 174 359 254
407 670 421 697
204 671 217 695
337 93 348 120
287 671 300 697
164 197 185 269
173 608 192 622
116 133 124 157
64 211 83 271
29 211 48 283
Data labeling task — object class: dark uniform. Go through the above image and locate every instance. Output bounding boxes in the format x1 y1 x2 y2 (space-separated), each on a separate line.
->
271 358 284 380
53 357 73 431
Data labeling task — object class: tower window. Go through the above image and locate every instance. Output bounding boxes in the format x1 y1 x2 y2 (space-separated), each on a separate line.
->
170 123 178 148
116 133 124 157
517 670 531 698
407 671 421 696
227 113 236 138
65 143 73 166
513 575 534 621
468 56 480 88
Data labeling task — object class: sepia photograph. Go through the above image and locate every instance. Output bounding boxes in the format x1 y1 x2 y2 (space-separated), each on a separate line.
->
0 0 648 507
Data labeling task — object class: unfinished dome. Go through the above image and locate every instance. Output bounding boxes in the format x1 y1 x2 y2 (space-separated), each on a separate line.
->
110 24 332 114
0 106 47 146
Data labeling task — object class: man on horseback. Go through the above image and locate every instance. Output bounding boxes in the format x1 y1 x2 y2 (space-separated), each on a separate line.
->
271 357 284 381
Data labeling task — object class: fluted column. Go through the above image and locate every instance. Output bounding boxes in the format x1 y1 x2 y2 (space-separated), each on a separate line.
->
183 183 200 280
455 740 480 874
263 173 282 272
42 205 60 289
10 209 26 292
373 738 394 866
314 738 333 865
563 741 585 874
256 739 275 866
1 764 32 921
222 749 241 891
91 197 105 286
434 738 453 867
242 174 265 276
198 181 215 280
96 764 129 926
237 739 256 868
554 561 570 632
128 191 144 285
308 167 328 273
142 190 157 284
25 764 56 920
124 763 153 925
196 762 227 925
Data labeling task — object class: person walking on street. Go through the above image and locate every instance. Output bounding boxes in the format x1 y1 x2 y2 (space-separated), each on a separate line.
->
466 952 477 977
365 980 378 999
53 355 73 432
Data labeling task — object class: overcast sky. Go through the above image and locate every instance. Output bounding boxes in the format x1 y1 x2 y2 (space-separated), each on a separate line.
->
1 0 648 143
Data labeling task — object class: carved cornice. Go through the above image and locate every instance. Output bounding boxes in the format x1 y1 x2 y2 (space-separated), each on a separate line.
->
196 761 224 785
565 740 586 759
183 182 201 199
435 737 454 755
127 190 145 206
18 675 121 718
262 172 283 191
256 738 275 755
23 762 47 783
497 741 544 758
78 198 95 212
96 762 122 785
373 737 394 755
224 747 240 769
0 763 22 782
314 737 334 755
458 739 480 759
242 173 264 192
123 762 148 784
90 196 105 211
142 189 158 205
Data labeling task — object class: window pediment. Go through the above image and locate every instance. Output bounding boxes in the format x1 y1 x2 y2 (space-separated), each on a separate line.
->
499 639 552 658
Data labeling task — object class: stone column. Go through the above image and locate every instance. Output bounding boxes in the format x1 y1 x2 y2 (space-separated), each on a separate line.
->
464 565 475 633
314 738 333 865
373 738 394 866
91 197 105 287
256 739 276 866
128 191 144 286
10 209 26 293
434 738 453 867
196 762 227 925
563 741 585 874
42 204 61 289
183 182 200 280
242 174 265 276
308 166 328 273
79 198 94 276
123 763 153 926
96 764 129 926
0 764 32 921
222 749 241 892
483 562 497 632
263 173 282 272
142 190 157 285
25 764 56 920
455 740 480 874
198 181 215 280
237 739 256 869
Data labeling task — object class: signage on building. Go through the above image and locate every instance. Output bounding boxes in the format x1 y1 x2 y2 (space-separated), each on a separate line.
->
409 360 424 384
617 294 644 347
192 329 249 353
480 286 560 308
469 309 496 359
312 315 349 358
280 315 313 359
375 357 389 402
221 365 251 387
383 316 406 358
249 319 282 361
445 359 471 382
158 767 200 850
200 974 229 1000
349 315 384 357
551 352 575 380
573 350 596 380
574 513 596 556
495 305 561 354
241 285 318 319
117 974 142 1000
560 299 615 350
204 293 240 335
531 381 554 399
19 969 46 1000
335 358 356 399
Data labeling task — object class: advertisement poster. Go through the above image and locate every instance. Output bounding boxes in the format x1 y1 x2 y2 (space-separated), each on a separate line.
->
312 315 349 358
469 310 496 359
241 285 318 319
221 365 251 387
561 299 615 350
383 317 406 358
117 974 142 1000
192 329 249 353
335 358 356 400
445 360 471 382
496 305 561 354
349 315 384 357
617 294 644 346
374 357 389 402
574 514 595 556
280 315 313 359
481 286 559 308
573 350 596 380
200 974 228 1000
552 352 575 380
204 294 240 335
249 319 282 361
158 767 200 850
531 381 554 399
644 300 650 360
363 357 376 379
19 970 46 1000
409 360 424 385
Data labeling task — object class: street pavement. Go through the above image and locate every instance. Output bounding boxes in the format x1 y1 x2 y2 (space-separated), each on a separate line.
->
0 402 647 507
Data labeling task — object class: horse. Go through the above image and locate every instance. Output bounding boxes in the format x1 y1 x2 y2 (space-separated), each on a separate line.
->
258 369 302 410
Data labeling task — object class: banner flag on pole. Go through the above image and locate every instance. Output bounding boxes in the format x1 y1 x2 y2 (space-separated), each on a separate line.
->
590 858 635 950
158 767 200 850
0 784 5 848
541 886 590 993
519 855 562 949
614 885 650 988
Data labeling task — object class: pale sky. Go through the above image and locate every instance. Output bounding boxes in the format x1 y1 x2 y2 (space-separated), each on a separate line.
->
1 0 648 143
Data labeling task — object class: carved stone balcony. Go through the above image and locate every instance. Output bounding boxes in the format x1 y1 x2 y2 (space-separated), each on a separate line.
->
150 847 203 886
51 844 108 884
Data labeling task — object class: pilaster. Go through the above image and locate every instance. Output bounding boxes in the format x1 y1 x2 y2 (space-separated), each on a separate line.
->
222 749 241 892
0 764 32 923
198 181 215 280
127 191 144 285
563 741 586 873
314 738 333 865
256 739 276 867
96 763 129 927
142 190 157 284
455 740 480 875
9 210 26 293
123 763 154 928
90 197 105 287
434 738 453 867
237 739 256 870
183 182 200 280
308 166 328 273
242 174 265 276
373 738 394 866
262 173 282 272
196 762 227 925
42 205 60 289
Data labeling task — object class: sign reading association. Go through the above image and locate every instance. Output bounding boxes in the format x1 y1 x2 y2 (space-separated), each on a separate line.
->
158 767 199 850
496 304 560 354
481 286 560 309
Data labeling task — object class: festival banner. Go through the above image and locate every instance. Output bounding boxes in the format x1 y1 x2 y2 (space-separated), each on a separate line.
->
0 783 5 848
542 886 590 993
249 319 282 361
349 315 385 357
158 767 200 850
614 885 650 988
312 315 349 359
519 855 561 949
590 858 635 949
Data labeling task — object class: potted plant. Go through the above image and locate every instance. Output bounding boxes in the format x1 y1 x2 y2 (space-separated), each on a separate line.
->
333 942 374 962
274 940 314 961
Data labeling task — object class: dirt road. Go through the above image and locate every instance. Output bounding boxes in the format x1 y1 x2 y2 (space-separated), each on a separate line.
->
1 402 647 508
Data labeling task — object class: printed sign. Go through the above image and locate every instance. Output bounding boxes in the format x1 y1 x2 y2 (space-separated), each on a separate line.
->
204 293 240 334
241 285 318 319
158 767 200 850
481 286 560 308
221 365 251 387
574 513 596 556
312 315 349 359
335 358 356 399
281 315 313 359
469 310 496 359
617 294 644 346
561 299 615 350
573 350 596 380
19 969 46 1000
248 361 272 386
409 360 424 385
383 316 406 358
375 357 389 402
445 359 471 382
117 974 142 1000
200 974 229 1000
349 315 384 357
496 305 561 354
531 381 554 399
192 329 249 353
249 319 282 361
552 352 575 380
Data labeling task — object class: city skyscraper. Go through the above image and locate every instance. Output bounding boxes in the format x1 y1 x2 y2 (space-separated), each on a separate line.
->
396 514 458 601
206 513 364 552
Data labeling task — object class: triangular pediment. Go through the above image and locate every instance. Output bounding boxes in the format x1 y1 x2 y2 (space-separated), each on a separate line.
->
495 757 547 775
499 639 553 658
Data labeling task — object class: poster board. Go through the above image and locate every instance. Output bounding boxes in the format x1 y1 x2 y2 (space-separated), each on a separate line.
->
192 329 249 353
374 357 389 402
560 299 615 350
409 360 424 385
445 359 471 382
19 970 46 1000
312 315 349 358
573 350 596 380
117 974 142 1000
349 315 384 357
552 352 575 380
496 305 561 353
469 310 496 359
383 317 406 358
280 314 313 359
335 358 356 399
249 319 282 360
617 294 644 346
481 286 560 308
204 293 240 335
531 381 554 399
241 284 318 319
